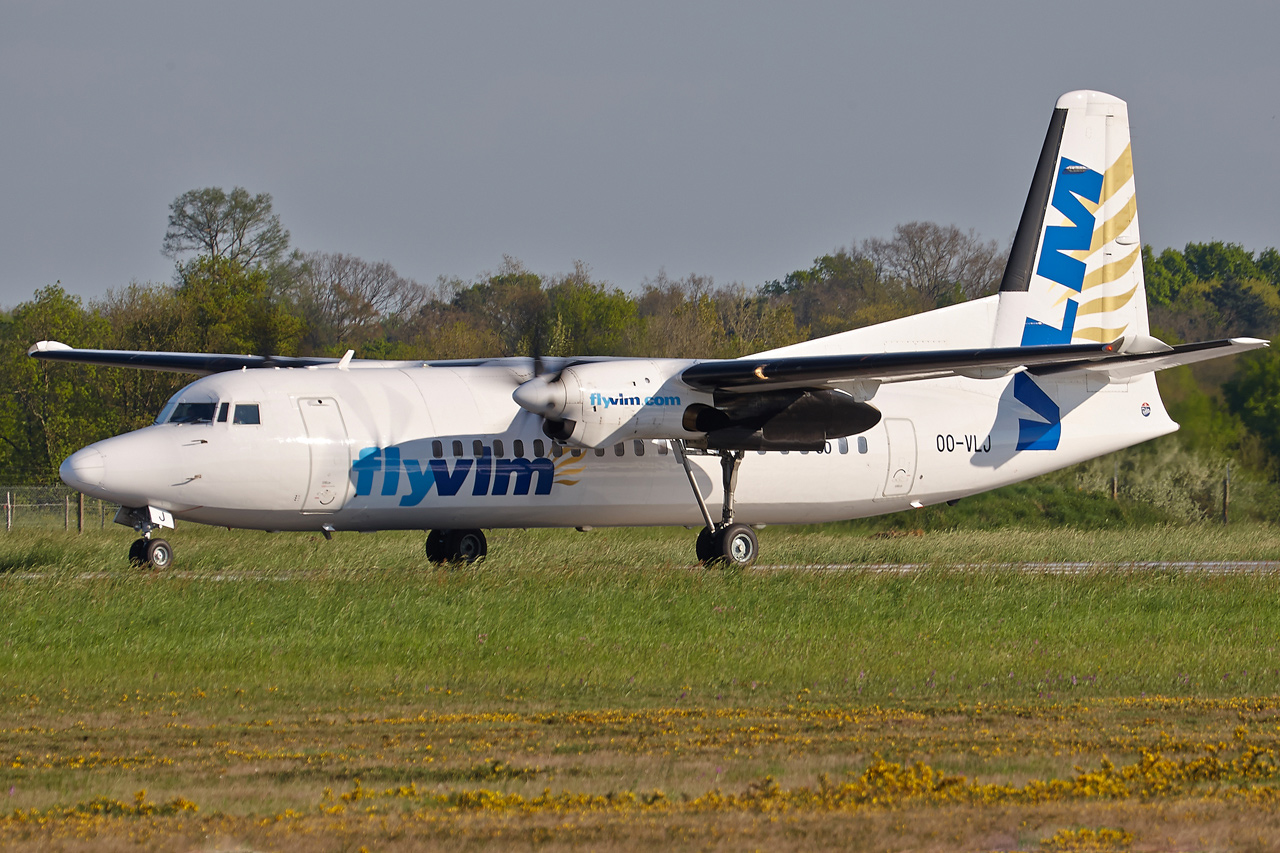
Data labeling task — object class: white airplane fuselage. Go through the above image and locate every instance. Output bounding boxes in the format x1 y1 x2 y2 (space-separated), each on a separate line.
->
63 345 1175 533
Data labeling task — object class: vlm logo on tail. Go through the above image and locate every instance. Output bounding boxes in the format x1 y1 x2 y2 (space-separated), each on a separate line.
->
1021 158 1103 347
1015 156 1103 451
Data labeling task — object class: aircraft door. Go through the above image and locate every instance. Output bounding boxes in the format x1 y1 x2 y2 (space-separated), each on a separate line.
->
881 418 918 497
298 397 352 512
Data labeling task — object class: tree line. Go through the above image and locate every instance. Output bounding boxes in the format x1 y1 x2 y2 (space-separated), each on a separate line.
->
1 186 1278 518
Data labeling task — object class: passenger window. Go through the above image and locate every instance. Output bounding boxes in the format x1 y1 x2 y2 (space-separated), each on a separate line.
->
432 440 443 459
494 439 505 458
657 441 669 456
614 443 625 457
594 448 605 457
217 403 229 423
858 436 868 454
571 449 583 458
473 439 484 458
534 439 546 458
552 444 563 458
633 440 645 456
170 402 216 424
452 440 464 457
838 437 849 454
514 439 525 458
232 404 260 425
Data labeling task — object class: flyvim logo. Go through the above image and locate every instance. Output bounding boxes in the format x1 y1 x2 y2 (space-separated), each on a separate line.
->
589 392 681 409
1016 157 1102 451
352 446 559 507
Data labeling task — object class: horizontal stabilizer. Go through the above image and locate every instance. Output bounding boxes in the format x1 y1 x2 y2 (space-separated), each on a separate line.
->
1031 337 1269 379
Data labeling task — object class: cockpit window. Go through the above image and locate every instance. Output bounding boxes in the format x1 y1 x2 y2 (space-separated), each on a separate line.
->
155 399 177 425
232 403 261 425
168 402 216 424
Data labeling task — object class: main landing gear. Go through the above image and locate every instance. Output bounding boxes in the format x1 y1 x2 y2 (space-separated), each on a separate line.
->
676 443 759 568
425 528 488 564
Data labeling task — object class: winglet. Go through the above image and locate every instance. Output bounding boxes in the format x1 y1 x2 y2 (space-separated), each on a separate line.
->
27 340 73 356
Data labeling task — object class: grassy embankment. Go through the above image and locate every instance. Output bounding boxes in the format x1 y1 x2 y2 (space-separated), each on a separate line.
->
5 523 1280 706
5 523 1280 850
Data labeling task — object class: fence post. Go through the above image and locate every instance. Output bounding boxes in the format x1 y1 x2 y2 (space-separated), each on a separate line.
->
6 491 10 532
1223 464 1231 526
64 496 69 531
78 493 85 533
100 499 105 529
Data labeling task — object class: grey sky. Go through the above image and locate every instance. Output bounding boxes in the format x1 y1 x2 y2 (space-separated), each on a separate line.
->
2 1 1277 308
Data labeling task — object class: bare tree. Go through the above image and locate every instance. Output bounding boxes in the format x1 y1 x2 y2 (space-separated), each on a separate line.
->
289 251 427 348
449 256 548 356
861 222 1007 304
635 271 722 357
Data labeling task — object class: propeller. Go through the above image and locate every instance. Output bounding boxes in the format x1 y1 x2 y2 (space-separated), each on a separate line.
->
512 326 575 439
512 371 568 420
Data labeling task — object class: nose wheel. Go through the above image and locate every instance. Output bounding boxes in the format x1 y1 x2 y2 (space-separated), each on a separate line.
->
129 537 174 569
425 528 488 564
118 506 176 569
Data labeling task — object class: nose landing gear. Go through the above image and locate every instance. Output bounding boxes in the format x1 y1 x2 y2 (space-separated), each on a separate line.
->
130 536 174 569
117 505 176 569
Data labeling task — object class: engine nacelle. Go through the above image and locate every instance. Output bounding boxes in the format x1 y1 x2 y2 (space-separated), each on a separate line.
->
684 389 881 451
513 359 711 448
512 359 884 451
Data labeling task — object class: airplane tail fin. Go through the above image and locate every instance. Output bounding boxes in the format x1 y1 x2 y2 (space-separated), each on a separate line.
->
993 91 1148 348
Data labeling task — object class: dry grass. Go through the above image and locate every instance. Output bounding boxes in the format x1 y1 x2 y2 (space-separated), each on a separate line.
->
7 694 1280 850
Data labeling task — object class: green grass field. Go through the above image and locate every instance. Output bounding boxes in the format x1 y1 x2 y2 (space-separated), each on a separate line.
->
5 523 1280 850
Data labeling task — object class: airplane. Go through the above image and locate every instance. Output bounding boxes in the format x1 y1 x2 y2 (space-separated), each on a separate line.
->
31 90 1266 570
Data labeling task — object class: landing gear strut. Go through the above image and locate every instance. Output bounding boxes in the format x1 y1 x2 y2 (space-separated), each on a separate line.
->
425 528 488 564
676 443 759 567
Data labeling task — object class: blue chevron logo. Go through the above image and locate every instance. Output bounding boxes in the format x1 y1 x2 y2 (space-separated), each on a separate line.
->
1013 373 1061 451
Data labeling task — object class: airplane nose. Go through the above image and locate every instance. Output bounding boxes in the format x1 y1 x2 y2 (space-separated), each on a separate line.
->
60 447 105 491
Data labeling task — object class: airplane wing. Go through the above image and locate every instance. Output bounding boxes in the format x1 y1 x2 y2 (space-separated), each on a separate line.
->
679 337 1268 393
26 341 604 376
26 341 341 375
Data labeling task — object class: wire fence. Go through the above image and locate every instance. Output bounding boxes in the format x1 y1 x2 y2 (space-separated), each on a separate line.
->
1 486 118 532
0 463 1251 532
